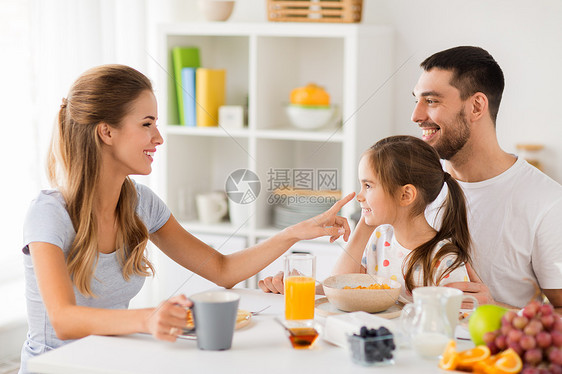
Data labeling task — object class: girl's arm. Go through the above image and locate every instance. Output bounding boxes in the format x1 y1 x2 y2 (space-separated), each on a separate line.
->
150 193 355 289
30 242 191 341
331 216 374 275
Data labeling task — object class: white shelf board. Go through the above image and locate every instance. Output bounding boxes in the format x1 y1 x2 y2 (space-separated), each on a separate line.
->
255 127 343 142
160 22 392 38
165 125 250 138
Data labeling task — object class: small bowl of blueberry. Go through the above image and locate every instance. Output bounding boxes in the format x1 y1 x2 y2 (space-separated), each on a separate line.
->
348 326 396 366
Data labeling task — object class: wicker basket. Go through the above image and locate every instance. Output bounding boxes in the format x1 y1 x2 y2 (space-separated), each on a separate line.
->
267 0 363 23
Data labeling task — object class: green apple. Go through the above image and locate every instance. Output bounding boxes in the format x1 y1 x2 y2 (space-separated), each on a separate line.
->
468 304 508 346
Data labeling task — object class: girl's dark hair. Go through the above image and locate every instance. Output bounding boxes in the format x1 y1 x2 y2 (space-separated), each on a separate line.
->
366 135 471 293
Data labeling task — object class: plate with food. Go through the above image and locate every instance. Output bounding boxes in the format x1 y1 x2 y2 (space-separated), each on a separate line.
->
181 309 252 337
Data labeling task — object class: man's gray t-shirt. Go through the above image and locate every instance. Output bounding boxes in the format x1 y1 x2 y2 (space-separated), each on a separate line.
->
19 181 170 373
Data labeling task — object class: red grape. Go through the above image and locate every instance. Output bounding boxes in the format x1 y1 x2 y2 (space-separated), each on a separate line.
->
541 314 555 330
486 300 562 369
503 310 517 324
554 317 562 333
525 320 544 336
501 324 512 335
550 363 562 374
520 335 537 350
552 331 562 347
483 331 498 345
495 334 508 350
536 331 552 348
524 348 543 365
523 301 540 319
550 348 562 366
508 329 524 343
487 340 500 355
539 304 553 316
508 340 524 356
514 316 530 330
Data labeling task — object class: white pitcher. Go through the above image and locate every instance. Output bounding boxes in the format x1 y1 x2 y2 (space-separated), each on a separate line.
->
399 287 453 359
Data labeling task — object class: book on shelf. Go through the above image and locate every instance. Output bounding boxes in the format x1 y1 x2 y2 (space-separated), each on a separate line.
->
195 68 226 127
181 67 197 127
172 47 200 126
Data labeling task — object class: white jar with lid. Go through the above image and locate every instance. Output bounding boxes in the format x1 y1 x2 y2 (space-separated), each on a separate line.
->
516 144 544 171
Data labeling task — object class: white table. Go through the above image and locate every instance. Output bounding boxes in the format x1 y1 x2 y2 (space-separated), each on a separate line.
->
28 288 473 374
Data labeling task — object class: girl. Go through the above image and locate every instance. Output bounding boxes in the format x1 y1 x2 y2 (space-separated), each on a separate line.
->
20 64 353 373
332 135 471 301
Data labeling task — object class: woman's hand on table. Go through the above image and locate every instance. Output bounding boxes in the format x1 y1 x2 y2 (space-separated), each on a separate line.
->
285 192 355 243
146 294 192 342
258 271 285 294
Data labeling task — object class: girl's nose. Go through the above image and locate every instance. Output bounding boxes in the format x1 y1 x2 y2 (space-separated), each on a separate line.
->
356 191 364 202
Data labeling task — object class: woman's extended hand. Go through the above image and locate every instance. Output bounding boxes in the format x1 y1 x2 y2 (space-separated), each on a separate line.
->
147 294 192 342
286 192 355 243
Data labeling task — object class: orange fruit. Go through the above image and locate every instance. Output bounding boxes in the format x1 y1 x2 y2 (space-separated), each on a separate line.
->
457 345 491 371
290 83 330 106
493 348 523 374
473 357 499 374
438 340 458 370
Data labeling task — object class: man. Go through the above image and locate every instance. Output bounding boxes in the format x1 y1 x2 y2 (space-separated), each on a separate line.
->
259 46 562 312
412 46 562 310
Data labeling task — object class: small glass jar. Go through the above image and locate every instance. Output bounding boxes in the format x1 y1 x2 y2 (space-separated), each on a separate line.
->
347 333 396 366
516 144 544 171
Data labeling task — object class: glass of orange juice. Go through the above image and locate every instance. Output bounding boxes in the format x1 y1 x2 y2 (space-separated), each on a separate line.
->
284 253 316 321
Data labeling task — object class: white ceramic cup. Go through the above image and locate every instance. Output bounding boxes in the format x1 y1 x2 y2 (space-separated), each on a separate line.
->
228 199 252 227
191 291 240 350
196 192 228 224
439 287 479 331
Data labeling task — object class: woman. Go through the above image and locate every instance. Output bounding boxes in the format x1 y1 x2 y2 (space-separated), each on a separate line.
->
20 64 353 373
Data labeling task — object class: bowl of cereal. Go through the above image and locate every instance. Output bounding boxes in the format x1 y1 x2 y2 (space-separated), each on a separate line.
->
322 274 401 313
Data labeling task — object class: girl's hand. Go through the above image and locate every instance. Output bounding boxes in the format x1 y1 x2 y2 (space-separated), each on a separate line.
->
147 294 192 342
287 192 355 243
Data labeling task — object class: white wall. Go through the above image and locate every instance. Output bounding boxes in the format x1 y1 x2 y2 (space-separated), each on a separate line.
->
176 0 562 182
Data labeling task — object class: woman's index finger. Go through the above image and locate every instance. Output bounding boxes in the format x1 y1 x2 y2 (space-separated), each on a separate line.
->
330 192 356 212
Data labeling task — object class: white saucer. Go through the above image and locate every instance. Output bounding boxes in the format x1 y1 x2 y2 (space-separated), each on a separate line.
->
315 297 403 319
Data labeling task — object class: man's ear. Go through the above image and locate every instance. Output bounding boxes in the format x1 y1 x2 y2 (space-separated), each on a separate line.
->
97 123 113 145
399 184 417 207
469 92 488 122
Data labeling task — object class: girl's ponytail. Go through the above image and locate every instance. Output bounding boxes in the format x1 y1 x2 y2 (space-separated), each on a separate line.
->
429 173 472 285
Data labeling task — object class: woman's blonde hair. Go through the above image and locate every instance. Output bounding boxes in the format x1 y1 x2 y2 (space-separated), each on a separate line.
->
48 64 155 296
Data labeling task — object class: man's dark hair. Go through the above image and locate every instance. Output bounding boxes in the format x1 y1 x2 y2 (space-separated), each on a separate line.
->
421 46 505 124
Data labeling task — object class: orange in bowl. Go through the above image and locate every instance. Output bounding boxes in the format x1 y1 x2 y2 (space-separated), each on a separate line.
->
322 274 401 313
290 83 330 106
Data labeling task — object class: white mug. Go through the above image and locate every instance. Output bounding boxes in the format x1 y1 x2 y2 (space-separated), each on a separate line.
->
439 287 478 331
196 192 228 224
228 199 253 227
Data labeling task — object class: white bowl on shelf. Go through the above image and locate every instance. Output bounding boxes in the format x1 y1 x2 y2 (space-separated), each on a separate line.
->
286 104 337 130
198 0 235 22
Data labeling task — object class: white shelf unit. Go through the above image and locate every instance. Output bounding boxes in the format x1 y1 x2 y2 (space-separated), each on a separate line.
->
151 22 393 294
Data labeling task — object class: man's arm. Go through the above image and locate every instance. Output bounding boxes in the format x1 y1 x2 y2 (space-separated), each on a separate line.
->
542 289 562 315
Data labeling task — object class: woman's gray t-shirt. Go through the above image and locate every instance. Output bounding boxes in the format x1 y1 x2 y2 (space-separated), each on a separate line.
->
19 181 170 373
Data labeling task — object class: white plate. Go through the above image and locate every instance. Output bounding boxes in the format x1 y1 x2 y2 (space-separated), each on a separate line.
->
315 297 403 319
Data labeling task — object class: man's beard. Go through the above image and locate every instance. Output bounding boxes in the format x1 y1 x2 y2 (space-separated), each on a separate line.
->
434 109 471 160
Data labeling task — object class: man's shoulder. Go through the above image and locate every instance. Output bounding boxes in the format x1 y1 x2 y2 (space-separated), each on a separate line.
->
512 160 562 201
